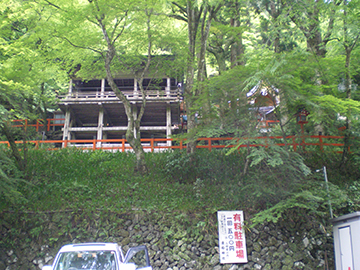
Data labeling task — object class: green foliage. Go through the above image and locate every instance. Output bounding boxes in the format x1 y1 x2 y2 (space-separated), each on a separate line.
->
251 180 349 226
3 149 241 212
0 147 358 232
344 181 360 213
233 145 312 213
0 149 27 208
163 150 194 183
248 145 311 176
249 149 360 226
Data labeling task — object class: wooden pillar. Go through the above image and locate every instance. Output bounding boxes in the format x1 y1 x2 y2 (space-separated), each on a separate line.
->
62 106 71 147
132 103 138 139
166 77 170 97
68 79 73 96
97 105 104 147
134 79 138 98
166 103 172 147
101 79 105 98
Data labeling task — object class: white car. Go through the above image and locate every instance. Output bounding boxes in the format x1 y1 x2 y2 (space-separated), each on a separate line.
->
42 242 152 270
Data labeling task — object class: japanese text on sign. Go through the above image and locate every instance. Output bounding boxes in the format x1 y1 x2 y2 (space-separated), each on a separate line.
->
218 211 248 264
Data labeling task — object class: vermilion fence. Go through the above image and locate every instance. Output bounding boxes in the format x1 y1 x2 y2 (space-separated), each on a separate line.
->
5 118 350 153
0 135 350 153
11 118 65 132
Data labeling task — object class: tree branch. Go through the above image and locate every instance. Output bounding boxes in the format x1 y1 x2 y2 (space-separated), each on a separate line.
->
113 13 128 44
171 2 187 13
59 36 103 55
43 0 61 10
168 14 188 22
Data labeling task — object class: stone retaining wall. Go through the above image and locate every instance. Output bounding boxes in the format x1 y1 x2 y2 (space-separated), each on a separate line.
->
0 210 334 270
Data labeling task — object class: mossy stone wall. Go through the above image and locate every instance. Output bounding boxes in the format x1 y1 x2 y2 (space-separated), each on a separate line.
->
0 210 334 270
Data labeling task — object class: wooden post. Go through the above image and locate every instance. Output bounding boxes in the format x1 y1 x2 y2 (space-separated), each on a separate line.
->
166 103 172 147
134 79 138 98
319 135 324 152
62 106 71 148
132 104 137 138
166 77 170 97
68 79 73 97
47 119 51 132
97 105 104 148
301 123 305 151
292 136 297 152
101 78 105 98
121 138 125 152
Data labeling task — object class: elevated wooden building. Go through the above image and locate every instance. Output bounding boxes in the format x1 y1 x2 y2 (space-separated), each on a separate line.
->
58 75 182 148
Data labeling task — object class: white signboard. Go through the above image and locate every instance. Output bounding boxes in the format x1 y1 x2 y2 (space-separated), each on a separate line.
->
218 211 248 264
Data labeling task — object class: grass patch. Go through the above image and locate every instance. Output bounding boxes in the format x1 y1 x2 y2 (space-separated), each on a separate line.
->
21 149 247 212
1 147 359 221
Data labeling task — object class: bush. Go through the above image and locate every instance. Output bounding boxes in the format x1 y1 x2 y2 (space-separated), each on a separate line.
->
0 149 26 210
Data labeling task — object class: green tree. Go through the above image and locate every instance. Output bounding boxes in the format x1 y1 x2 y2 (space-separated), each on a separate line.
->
170 0 221 153
285 0 338 57
0 3 66 172
334 0 360 162
8 0 182 173
207 0 248 72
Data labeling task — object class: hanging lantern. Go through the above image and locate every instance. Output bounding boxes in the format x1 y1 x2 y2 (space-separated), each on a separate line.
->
296 109 310 124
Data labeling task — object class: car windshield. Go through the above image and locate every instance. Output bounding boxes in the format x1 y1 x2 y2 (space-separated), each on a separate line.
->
54 250 117 270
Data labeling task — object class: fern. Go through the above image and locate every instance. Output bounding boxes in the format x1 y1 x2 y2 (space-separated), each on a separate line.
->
251 181 349 226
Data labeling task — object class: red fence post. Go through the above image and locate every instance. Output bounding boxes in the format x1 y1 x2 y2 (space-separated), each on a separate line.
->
292 136 297 152
319 135 324 152
36 120 39 132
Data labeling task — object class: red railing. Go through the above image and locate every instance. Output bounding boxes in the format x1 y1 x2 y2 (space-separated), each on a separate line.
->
0 135 350 153
257 120 279 128
11 118 65 132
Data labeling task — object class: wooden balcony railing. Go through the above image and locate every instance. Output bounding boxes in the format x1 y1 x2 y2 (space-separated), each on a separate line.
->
0 135 351 154
57 89 182 100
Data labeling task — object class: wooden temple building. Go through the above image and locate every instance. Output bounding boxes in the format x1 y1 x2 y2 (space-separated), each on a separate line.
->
57 75 183 148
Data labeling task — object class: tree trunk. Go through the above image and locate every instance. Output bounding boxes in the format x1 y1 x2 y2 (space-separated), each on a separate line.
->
1 123 26 172
340 1 360 165
99 17 148 173
184 1 218 153
230 1 245 67
184 0 198 154
289 0 337 57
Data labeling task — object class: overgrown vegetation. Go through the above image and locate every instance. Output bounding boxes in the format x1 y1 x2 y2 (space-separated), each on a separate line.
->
1 147 359 226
